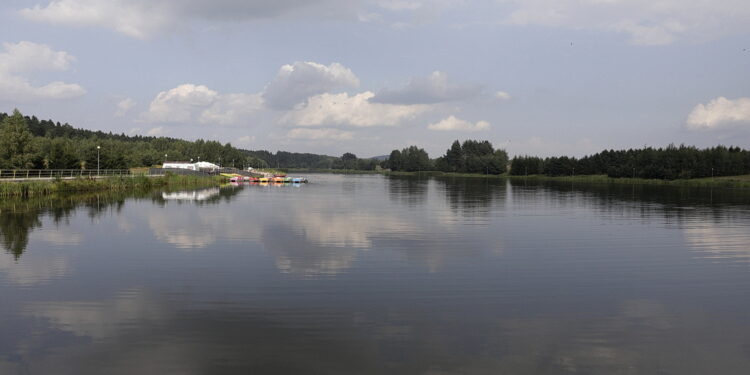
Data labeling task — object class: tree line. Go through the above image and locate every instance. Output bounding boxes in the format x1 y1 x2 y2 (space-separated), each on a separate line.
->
3 110 748 179
510 145 750 179
0 110 377 170
384 140 509 174
0 110 267 170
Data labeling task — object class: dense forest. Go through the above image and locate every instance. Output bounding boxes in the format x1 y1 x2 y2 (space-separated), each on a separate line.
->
0 110 379 170
510 145 750 180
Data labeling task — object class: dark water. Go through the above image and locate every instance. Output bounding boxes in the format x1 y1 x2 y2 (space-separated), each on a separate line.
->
2 174 750 374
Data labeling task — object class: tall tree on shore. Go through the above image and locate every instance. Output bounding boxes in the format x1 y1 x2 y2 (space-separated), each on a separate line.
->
445 140 464 172
387 149 403 171
0 109 36 169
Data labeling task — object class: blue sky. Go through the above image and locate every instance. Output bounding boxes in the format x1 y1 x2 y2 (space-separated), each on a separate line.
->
1 0 749 157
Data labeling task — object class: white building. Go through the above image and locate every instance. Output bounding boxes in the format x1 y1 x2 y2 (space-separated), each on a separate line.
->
163 161 221 171
194 161 220 171
163 162 197 170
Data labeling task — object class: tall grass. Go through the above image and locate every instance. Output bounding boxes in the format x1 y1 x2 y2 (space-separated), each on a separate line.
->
0 174 224 198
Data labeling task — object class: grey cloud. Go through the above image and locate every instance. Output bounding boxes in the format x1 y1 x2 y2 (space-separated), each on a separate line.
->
262 61 360 110
371 71 482 105
21 0 363 38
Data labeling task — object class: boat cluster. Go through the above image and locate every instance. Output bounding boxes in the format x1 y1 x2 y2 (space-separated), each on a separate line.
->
223 173 308 184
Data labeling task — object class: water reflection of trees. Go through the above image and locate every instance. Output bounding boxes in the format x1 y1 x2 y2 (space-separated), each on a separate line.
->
0 193 128 259
387 176 429 206
509 179 750 222
0 186 244 259
436 177 507 214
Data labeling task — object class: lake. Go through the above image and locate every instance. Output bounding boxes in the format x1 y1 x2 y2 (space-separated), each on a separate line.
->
2 174 750 374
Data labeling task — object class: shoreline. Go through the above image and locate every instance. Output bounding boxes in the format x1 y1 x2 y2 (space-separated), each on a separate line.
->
0 174 225 198
289 168 750 188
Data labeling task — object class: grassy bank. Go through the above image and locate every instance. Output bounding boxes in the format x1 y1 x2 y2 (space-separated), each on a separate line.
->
0 174 225 198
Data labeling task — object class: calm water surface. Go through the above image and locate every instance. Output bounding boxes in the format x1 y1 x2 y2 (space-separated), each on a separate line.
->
2 174 750 374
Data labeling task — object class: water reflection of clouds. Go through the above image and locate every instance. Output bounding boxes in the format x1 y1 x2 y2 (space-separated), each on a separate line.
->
260 207 417 276
684 224 750 262
0 254 69 286
26 289 167 340
13 289 387 374
0 228 82 286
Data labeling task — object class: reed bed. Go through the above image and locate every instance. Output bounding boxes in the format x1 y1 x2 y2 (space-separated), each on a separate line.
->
0 174 224 198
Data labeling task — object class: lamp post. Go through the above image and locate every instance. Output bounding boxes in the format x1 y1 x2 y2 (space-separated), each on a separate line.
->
164 154 168 165
96 145 101 175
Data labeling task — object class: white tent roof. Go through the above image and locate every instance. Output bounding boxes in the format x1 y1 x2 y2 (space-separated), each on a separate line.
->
194 161 220 169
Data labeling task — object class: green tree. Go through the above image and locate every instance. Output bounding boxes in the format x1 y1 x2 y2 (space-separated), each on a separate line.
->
445 140 464 172
401 146 431 172
0 109 36 168
387 149 403 171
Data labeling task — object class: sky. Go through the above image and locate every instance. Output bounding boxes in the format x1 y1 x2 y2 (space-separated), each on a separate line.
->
0 0 749 158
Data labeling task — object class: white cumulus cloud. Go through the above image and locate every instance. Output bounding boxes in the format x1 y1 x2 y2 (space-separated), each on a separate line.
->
114 97 136 117
686 97 750 130
287 128 355 141
427 115 490 131
501 0 750 45
282 91 428 127
495 91 511 100
0 41 85 101
142 84 262 125
263 61 360 109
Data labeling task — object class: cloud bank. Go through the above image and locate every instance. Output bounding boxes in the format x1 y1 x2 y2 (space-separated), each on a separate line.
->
21 0 358 38
502 0 750 45
0 41 85 101
262 61 359 109
142 84 262 125
372 71 481 105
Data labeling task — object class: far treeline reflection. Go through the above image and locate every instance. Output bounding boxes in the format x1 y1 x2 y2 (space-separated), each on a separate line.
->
2 110 749 180
3 178 750 261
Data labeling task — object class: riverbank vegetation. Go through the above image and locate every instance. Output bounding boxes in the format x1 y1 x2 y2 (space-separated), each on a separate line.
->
0 174 224 198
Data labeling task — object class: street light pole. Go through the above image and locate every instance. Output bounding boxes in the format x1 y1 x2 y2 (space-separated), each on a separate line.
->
97 145 101 175
165 154 168 165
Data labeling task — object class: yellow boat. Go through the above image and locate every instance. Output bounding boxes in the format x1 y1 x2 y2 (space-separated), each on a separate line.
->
259 177 269 183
